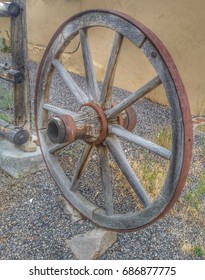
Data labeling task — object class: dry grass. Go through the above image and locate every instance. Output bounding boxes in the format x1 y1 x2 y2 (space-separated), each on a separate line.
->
108 127 172 206
196 124 205 133
109 153 168 207
154 126 172 150
181 243 194 255
109 125 204 258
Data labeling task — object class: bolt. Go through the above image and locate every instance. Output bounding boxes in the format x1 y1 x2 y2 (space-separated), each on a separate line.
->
151 51 157 58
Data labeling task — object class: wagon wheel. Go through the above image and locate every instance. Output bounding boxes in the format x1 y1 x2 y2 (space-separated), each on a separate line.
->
35 10 192 231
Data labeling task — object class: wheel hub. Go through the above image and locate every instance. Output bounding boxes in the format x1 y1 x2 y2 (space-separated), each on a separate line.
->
46 102 137 145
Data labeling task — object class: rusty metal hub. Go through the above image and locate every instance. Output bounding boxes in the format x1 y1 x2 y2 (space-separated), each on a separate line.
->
47 102 137 145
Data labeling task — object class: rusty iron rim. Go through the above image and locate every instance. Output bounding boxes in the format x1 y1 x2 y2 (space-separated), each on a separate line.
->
35 9 193 232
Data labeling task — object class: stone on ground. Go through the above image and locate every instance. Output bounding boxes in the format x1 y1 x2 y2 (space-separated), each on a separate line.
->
18 140 37 152
58 195 84 223
67 228 117 260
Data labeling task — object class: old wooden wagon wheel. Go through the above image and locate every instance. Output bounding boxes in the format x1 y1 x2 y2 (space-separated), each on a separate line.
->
35 10 192 231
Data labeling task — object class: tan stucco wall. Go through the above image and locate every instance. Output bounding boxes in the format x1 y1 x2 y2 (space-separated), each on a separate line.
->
0 0 204 115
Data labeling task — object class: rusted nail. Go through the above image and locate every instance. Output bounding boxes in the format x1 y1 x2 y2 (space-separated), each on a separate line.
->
151 51 157 58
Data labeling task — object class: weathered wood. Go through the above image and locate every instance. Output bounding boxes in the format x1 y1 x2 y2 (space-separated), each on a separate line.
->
0 119 29 145
35 10 192 231
105 75 162 119
70 144 94 191
0 63 24 83
45 104 103 145
11 0 31 131
141 39 184 203
52 60 88 104
79 29 101 102
43 103 77 118
101 32 123 108
0 2 20 17
40 133 99 220
105 136 151 207
92 196 167 230
48 143 69 154
109 124 172 160
98 145 114 215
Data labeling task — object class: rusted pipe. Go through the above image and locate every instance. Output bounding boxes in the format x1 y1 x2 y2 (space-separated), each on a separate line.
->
0 2 20 17
0 63 24 83
47 116 77 144
0 119 29 145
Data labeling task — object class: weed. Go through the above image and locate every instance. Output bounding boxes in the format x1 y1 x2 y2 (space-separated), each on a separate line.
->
181 242 205 258
154 126 172 150
0 86 14 123
0 86 14 110
184 171 205 211
109 153 168 206
193 246 204 258
0 30 11 53
30 113 35 127
0 112 13 123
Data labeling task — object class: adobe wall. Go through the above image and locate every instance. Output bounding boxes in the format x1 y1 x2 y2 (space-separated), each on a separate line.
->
0 0 204 115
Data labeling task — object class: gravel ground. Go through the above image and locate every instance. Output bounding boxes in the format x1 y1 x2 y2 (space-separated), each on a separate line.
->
0 53 205 260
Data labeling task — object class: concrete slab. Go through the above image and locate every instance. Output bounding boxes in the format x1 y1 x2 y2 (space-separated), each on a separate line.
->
0 139 46 178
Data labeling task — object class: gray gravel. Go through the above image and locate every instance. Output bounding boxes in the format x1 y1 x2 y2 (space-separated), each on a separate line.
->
0 54 205 260
0 164 204 260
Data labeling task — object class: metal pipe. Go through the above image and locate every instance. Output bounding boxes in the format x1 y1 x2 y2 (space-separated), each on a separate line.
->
47 117 67 144
0 119 29 145
0 2 20 17
0 63 24 83
47 115 77 144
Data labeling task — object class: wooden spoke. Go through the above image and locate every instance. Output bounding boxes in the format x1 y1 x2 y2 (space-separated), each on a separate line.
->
109 125 171 160
105 136 151 207
70 144 94 191
101 32 123 108
43 103 77 117
49 143 69 154
98 145 114 215
79 29 101 102
52 60 88 104
105 76 162 119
